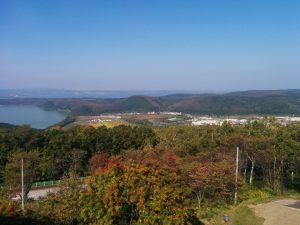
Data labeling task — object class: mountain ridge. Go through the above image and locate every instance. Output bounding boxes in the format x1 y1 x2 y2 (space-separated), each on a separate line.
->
1 89 300 116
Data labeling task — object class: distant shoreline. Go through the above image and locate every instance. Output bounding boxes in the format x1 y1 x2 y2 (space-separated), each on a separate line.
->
1 89 300 117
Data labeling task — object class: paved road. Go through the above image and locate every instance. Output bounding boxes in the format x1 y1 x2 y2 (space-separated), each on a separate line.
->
29 187 59 200
251 199 300 225
13 187 59 200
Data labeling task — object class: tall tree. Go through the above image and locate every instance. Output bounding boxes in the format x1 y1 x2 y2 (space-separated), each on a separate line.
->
3 150 40 202
80 162 198 225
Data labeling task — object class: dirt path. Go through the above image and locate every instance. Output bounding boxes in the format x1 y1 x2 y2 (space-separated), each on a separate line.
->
250 199 300 225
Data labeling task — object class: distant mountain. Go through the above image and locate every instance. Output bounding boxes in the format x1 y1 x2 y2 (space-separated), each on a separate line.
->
1 89 300 116
0 89 198 99
0 123 18 128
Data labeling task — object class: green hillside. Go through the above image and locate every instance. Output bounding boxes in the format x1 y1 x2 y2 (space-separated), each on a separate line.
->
1 89 300 115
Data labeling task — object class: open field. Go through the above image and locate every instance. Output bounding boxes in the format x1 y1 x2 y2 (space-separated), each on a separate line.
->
65 112 191 128
68 115 129 128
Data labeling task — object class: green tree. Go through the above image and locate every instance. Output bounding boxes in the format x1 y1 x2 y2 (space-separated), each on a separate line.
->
35 171 82 225
3 150 40 202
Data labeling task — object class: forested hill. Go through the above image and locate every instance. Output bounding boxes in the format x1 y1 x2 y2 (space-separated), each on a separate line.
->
1 89 300 115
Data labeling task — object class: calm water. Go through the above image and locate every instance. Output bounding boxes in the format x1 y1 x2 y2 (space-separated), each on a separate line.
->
0 105 66 129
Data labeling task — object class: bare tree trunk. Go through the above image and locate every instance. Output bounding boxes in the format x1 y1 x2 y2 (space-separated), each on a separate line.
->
21 158 25 211
280 159 284 195
172 134 177 141
249 159 255 186
234 147 239 205
245 152 255 186
244 157 248 181
273 155 277 192
195 190 203 210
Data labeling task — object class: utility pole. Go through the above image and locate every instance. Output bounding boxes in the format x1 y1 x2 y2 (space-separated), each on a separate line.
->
21 158 25 211
234 146 239 205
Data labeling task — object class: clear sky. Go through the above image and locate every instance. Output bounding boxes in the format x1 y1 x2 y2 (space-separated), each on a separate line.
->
1 0 300 91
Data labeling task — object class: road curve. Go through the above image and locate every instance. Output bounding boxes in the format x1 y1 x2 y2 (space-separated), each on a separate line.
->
251 199 300 225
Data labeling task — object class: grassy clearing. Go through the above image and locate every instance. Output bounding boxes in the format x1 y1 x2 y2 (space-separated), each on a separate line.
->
64 116 130 128
91 120 128 128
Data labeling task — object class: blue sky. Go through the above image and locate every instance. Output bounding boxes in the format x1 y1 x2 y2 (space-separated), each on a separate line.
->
0 0 300 91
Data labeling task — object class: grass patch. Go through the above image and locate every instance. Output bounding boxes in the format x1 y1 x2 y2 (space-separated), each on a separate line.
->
92 120 128 128
206 202 264 225
231 204 264 225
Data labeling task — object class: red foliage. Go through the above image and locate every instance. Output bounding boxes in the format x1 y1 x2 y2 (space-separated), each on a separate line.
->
7 202 15 215
160 150 178 171
89 152 123 174
89 152 110 173
140 149 178 172
101 156 122 173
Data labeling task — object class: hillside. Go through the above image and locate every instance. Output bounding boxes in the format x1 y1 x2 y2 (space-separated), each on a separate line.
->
1 89 300 115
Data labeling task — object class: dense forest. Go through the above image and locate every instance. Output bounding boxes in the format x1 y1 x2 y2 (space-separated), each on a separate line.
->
0 119 300 224
2 89 300 115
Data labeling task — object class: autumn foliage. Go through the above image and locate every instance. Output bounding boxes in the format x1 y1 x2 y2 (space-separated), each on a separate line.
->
1 119 300 224
81 161 197 225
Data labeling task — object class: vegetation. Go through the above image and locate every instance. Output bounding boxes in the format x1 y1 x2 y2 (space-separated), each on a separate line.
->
4 150 40 202
81 162 196 224
0 118 300 224
232 204 264 225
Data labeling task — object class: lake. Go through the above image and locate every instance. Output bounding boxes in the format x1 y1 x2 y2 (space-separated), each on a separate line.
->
0 105 67 129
